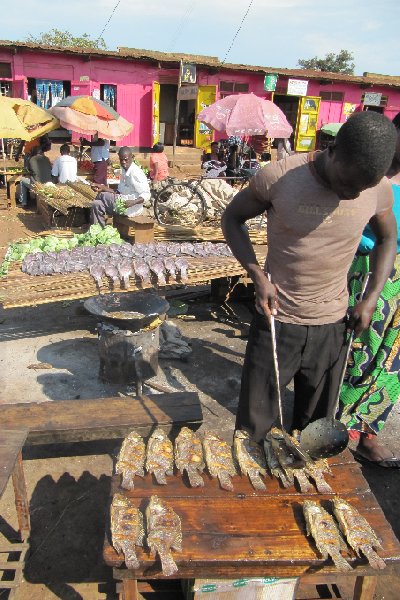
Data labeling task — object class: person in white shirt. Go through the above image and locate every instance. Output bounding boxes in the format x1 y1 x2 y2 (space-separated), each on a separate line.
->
276 138 293 161
51 144 78 183
80 135 110 185
90 147 151 227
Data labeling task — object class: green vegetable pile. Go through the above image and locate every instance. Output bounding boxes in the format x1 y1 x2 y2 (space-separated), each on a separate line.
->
0 224 123 278
114 197 127 215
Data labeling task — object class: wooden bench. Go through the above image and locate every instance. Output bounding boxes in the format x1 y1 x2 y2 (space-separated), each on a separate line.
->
0 429 30 598
0 393 203 445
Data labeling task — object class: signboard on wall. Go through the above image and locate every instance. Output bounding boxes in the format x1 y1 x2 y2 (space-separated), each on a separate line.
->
178 85 198 100
264 74 278 92
92 88 100 100
181 63 197 84
363 92 382 106
287 78 308 96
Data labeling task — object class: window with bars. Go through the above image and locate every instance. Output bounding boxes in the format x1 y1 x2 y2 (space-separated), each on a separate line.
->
319 91 344 102
220 81 249 97
0 62 12 78
0 81 12 96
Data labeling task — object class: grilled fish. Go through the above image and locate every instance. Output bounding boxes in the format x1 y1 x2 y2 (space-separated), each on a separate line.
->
264 433 293 488
203 431 236 491
175 257 189 281
174 427 205 487
116 430 146 490
104 263 120 285
147 257 167 285
146 428 174 484
118 259 134 289
303 500 352 572
234 430 267 490
163 256 178 279
89 264 104 290
133 259 151 284
111 493 144 569
304 460 333 494
146 495 182 576
332 498 386 570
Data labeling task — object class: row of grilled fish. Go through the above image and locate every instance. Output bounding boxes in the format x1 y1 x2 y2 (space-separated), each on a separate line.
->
116 427 332 494
21 240 232 286
111 494 182 576
303 499 386 571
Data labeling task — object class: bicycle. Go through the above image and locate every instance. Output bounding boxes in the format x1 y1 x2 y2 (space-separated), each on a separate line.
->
153 174 250 227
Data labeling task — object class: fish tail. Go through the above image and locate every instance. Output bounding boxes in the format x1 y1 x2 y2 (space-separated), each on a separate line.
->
218 471 234 491
187 469 204 488
294 472 313 493
121 540 140 569
361 546 386 570
121 470 135 490
158 547 179 576
248 471 266 491
313 477 333 494
330 550 353 572
154 469 167 485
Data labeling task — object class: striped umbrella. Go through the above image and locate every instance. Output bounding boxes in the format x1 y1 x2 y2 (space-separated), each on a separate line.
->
49 96 133 141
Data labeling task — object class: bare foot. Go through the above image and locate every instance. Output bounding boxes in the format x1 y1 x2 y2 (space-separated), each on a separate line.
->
356 435 397 462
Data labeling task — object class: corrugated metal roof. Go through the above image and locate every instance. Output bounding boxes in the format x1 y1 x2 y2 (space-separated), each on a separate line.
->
1 39 400 88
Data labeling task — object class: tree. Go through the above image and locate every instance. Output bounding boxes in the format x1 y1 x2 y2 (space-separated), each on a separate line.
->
25 29 107 50
297 50 355 75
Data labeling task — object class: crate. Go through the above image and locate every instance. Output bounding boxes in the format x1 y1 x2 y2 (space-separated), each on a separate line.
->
36 195 87 229
113 214 155 243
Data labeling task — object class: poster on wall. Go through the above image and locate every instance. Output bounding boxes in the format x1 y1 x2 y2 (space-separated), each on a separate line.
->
181 63 197 84
264 74 278 92
343 102 357 118
35 80 65 109
287 78 308 96
92 88 101 100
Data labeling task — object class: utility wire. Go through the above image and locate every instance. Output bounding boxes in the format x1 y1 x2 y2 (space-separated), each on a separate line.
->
96 0 122 44
221 0 255 64
169 0 197 52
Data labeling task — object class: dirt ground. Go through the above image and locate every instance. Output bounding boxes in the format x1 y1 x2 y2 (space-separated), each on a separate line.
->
0 187 399 599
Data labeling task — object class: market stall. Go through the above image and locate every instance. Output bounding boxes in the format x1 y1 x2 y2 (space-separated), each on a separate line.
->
33 181 96 227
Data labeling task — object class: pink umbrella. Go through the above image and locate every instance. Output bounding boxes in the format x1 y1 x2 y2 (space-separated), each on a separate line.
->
197 93 292 138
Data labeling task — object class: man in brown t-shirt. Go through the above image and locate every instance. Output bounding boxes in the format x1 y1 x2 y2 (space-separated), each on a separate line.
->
222 111 398 443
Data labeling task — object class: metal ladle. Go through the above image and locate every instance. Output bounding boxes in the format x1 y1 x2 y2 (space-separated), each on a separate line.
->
300 274 370 459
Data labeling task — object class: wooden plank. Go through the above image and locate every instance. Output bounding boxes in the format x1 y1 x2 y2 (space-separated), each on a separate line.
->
353 575 378 600
104 488 400 578
111 460 368 499
11 452 30 540
0 430 28 499
0 393 202 445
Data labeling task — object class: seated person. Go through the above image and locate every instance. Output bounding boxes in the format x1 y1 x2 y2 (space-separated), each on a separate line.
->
259 152 271 168
240 149 260 178
201 141 224 165
149 143 169 181
202 159 227 178
51 144 78 183
226 144 241 178
19 145 52 206
90 147 151 227
15 134 51 169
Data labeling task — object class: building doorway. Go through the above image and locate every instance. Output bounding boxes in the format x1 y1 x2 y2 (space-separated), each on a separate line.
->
273 94 299 146
159 84 196 146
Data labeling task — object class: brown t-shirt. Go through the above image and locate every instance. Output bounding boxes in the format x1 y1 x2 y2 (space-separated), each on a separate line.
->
250 152 394 325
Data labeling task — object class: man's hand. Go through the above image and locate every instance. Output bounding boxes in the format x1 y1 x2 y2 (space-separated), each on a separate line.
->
125 197 143 208
348 298 376 337
91 183 108 192
253 270 278 320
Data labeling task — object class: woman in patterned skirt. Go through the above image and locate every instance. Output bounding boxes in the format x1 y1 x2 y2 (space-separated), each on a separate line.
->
339 114 400 467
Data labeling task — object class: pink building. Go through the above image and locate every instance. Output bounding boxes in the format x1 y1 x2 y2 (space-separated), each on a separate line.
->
1 40 400 151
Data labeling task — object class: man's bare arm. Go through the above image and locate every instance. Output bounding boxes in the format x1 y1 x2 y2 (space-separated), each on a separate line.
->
222 187 276 317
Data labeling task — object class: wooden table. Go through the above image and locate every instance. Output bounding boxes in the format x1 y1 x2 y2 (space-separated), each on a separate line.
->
0 250 267 309
103 449 400 600
0 429 30 598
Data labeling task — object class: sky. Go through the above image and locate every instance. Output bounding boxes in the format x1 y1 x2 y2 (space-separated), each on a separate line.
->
3 0 399 76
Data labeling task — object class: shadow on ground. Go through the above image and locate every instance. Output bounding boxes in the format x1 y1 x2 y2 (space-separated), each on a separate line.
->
24 471 112 585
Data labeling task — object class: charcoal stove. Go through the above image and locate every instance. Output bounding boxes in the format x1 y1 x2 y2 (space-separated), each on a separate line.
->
84 292 169 392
